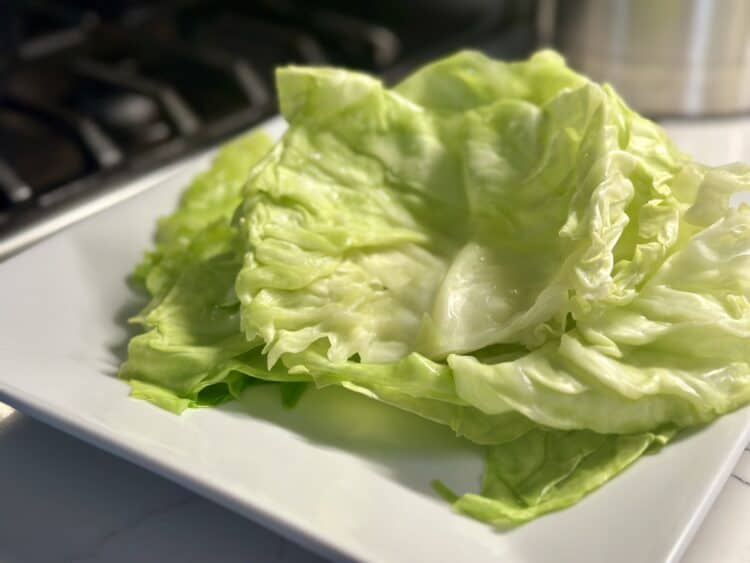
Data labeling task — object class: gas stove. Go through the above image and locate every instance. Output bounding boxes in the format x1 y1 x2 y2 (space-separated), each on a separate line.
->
0 0 535 258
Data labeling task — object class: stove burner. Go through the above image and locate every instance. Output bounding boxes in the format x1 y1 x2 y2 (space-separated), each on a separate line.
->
0 0 534 256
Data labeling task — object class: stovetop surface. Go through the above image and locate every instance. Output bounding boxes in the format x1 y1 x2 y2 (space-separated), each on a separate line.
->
0 0 534 257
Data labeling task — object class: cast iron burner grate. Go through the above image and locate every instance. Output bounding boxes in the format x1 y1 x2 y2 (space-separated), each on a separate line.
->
0 0 534 257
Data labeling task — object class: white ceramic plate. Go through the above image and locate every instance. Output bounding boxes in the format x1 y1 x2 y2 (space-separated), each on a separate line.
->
2 117 750 563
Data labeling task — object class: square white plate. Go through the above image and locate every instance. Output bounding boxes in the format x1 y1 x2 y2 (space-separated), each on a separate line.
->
2 117 750 563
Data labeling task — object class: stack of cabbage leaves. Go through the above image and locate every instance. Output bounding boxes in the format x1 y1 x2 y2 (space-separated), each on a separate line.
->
121 51 750 524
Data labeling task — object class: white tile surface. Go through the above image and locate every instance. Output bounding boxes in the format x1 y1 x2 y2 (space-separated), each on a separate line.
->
682 450 750 563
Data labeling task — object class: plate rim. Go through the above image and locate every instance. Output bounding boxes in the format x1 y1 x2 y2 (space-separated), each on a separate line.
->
3 360 749 563
0 378 355 563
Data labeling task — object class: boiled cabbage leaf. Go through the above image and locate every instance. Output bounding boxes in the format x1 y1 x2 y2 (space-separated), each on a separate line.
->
121 51 750 525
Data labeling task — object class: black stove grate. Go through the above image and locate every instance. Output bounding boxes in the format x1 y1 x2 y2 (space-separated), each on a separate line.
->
0 0 535 254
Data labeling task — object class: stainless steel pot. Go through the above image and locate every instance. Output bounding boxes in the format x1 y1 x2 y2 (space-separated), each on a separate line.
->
543 0 750 116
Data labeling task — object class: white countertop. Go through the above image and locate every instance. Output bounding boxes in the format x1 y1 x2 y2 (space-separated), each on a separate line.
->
4 117 750 563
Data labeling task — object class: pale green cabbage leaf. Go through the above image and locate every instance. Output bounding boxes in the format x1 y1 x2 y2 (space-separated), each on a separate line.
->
121 51 750 525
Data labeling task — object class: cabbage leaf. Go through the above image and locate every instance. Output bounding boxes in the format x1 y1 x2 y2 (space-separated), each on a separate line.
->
122 51 750 524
